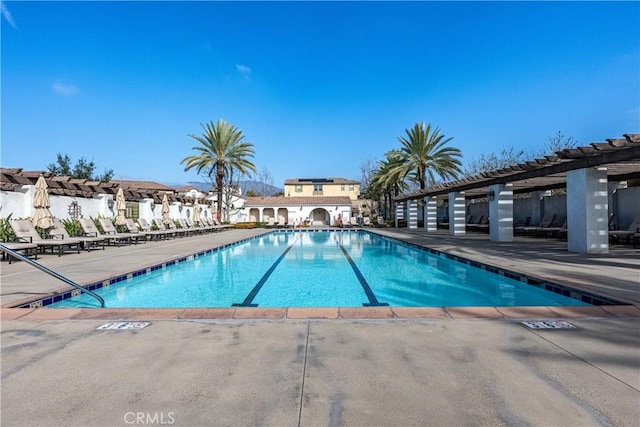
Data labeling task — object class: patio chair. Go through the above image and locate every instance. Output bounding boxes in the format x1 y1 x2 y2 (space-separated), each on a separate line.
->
79 218 131 246
124 218 157 242
152 219 180 238
515 213 556 236
9 219 81 256
167 219 193 236
51 218 105 251
276 216 287 228
99 218 145 244
137 218 170 240
609 216 640 244
0 241 39 264
265 217 276 228
350 217 360 227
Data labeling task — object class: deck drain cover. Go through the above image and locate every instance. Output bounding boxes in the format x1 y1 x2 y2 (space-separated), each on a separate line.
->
96 322 150 330
521 320 576 329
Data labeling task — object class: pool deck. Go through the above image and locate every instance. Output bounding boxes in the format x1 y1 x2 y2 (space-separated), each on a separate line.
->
1 228 639 426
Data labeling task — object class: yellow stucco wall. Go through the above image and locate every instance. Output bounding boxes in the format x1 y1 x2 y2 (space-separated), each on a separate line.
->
284 182 360 200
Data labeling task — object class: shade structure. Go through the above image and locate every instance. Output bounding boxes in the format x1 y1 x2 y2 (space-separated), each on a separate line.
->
161 194 170 224
115 188 127 225
193 199 201 224
32 176 54 229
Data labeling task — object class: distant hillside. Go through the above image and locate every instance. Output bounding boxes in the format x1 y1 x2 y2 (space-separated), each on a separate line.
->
185 180 282 196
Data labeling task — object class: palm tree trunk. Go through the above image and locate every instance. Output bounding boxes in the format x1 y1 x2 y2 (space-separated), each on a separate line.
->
216 168 224 222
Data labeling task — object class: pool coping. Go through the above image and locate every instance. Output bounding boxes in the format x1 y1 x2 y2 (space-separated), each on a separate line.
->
2 304 639 321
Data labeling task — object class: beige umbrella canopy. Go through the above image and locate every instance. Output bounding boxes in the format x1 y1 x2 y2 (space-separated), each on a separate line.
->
32 175 54 229
115 188 127 226
193 199 201 225
161 193 170 224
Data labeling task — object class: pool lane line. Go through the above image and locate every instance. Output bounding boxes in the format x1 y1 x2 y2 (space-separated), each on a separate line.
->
336 243 389 307
232 237 298 307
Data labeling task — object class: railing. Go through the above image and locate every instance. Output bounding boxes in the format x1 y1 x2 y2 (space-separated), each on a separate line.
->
0 244 105 308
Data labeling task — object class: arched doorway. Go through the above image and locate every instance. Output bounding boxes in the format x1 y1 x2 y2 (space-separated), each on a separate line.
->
310 208 330 225
248 208 260 222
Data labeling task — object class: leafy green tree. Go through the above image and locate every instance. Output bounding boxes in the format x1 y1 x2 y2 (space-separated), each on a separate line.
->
47 153 113 182
396 123 463 190
181 119 257 221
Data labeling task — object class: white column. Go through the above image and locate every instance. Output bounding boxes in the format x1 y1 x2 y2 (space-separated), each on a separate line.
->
258 207 264 222
395 202 405 228
408 200 418 229
489 184 513 242
567 167 609 254
448 192 466 236
424 196 437 232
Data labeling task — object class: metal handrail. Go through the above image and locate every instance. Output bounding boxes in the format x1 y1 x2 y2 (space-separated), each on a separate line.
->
0 244 105 308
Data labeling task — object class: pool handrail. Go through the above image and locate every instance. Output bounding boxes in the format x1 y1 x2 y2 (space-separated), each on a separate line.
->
0 243 105 308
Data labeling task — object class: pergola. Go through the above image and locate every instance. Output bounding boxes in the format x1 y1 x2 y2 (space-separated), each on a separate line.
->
393 133 640 254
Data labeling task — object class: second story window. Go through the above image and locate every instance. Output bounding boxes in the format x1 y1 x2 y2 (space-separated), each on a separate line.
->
340 184 345 191
295 185 302 192
349 184 355 191
314 184 323 192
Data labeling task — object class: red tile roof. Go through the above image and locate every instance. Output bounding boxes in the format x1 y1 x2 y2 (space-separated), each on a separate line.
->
244 196 353 207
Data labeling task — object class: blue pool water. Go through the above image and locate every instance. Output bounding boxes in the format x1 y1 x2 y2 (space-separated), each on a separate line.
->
50 231 591 308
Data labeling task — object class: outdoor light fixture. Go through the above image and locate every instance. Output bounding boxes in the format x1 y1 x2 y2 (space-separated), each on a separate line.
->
150 203 156 212
487 190 495 201
107 198 115 210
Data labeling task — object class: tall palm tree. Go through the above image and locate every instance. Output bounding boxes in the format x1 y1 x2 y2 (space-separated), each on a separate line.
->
397 123 462 190
371 150 409 219
181 120 257 221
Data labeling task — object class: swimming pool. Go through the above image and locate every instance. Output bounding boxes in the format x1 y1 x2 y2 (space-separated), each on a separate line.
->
48 230 596 309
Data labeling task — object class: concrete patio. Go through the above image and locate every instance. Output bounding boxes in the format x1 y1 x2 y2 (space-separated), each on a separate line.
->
1 227 638 426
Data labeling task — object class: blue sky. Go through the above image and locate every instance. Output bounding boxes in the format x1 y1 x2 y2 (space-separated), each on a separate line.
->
2 1 638 189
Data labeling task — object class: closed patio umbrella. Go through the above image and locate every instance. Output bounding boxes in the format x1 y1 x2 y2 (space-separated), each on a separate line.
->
115 188 127 226
32 175 54 229
161 193 170 224
193 199 201 225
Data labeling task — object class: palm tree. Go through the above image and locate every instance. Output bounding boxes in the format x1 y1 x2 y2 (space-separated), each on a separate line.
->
181 120 257 221
397 123 462 190
371 150 409 219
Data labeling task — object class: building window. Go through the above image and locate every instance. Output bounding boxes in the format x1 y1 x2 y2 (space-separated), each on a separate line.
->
313 184 323 195
349 184 355 191
341 184 345 191
295 185 302 192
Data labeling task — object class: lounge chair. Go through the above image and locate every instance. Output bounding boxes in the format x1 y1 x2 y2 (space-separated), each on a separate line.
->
212 218 233 230
349 217 359 227
124 218 158 242
10 219 81 256
276 216 287 228
167 219 193 236
152 219 180 238
137 218 170 240
79 218 130 246
0 241 39 263
609 216 640 244
99 218 145 244
362 217 371 227
265 217 276 228
515 213 556 236
51 218 105 251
